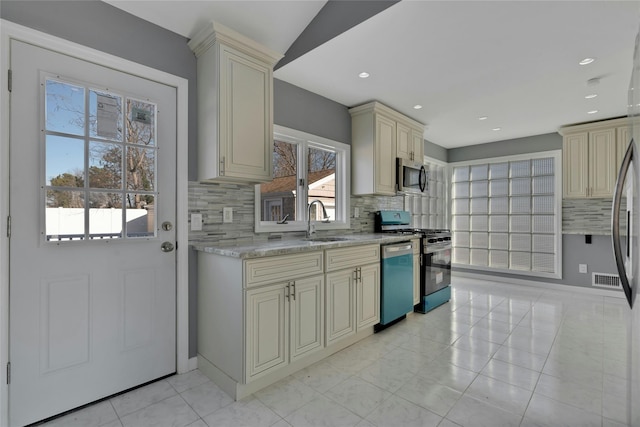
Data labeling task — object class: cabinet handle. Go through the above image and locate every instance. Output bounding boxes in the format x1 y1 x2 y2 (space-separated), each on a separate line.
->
291 281 296 301
285 282 290 301
353 269 357 282
220 156 225 176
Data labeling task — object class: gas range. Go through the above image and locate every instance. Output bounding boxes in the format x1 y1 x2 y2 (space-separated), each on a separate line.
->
375 210 451 314
374 211 451 249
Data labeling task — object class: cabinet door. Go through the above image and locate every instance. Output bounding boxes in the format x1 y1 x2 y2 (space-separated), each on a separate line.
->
219 45 273 182
245 284 288 381
589 128 616 198
563 132 588 198
618 126 632 171
290 275 324 362
356 264 380 330
413 254 421 305
325 270 356 345
412 128 424 162
375 114 397 195
396 122 411 160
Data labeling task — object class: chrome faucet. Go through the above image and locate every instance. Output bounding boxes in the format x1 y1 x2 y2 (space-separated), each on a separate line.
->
307 199 330 237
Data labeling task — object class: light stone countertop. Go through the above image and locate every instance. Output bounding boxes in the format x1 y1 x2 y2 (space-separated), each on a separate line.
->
192 233 420 259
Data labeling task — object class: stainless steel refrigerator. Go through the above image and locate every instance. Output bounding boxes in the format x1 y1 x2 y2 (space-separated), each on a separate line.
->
612 24 640 427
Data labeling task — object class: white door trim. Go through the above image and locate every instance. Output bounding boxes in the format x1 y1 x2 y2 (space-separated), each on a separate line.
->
0 19 190 426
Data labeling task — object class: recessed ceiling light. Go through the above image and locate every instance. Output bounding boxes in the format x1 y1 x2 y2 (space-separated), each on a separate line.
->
579 57 595 65
585 94 598 99
492 127 501 131
478 116 488 121
587 110 599 114
413 105 423 110
358 72 370 79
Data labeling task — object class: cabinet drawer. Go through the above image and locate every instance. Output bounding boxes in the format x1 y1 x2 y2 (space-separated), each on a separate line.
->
245 251 324 288
325 244 380 272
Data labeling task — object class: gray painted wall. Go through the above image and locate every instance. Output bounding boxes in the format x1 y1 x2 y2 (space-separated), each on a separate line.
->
448 132 562 163
274 79 351 143
425 139 448 163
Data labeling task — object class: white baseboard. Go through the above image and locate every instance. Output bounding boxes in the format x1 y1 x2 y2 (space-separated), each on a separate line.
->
452 270 625 299
187 357 198 372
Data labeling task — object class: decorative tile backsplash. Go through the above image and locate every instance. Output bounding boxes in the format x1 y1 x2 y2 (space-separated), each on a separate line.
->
188 181 404 246
562 198 622 235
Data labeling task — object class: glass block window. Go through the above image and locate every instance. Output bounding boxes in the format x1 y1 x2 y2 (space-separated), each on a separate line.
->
451 153 560 277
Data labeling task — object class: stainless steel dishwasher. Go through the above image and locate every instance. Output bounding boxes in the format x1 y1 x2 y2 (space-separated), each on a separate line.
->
376 241 414 330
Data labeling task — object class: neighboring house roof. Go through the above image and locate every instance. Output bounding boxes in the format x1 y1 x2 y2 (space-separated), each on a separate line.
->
261 169 334 193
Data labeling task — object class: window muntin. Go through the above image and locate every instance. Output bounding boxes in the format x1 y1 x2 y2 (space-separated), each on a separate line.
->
450 151 561 278
255 126 350 233
43 76 158 242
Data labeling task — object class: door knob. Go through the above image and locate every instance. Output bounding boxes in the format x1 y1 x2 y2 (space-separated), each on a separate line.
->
161 241 175 252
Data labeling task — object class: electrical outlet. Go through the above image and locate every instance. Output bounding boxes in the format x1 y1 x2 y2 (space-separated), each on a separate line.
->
579 264 588 274
191 213 203 231
354 207 360 218
223 207 233 223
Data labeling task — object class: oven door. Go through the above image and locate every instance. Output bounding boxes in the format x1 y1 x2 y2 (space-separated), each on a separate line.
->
422 247 451 295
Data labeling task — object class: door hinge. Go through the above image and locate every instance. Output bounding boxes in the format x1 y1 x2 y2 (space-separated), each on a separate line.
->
6 216 10 238
299 178 305 187
7 69 11 92
6 362 10 385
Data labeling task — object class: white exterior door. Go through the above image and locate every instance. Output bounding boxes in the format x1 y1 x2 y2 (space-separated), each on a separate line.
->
9 40 177 426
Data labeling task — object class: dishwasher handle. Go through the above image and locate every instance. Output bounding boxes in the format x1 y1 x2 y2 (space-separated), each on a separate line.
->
382 242 413 258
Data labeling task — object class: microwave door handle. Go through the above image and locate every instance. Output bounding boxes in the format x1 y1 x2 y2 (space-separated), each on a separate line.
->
612 138 634 308
419 165 427 192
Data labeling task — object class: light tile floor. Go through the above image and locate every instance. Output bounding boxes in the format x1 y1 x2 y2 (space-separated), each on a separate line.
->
39 276 632 427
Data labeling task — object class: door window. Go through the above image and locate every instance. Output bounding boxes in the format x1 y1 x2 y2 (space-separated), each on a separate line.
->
44 77 158 242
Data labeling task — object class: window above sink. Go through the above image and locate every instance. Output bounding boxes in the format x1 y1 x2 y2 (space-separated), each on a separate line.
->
255 125 351 233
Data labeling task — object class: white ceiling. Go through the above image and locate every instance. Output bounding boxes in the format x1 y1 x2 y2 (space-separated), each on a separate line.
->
103 0 640 149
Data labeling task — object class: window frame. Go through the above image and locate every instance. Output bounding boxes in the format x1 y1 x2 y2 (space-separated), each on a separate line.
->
449 150 562 279
255 125 350 233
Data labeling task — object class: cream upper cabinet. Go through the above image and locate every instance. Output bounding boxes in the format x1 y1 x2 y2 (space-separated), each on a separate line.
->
396 122 411 160
411 127 425 161
396 122 425 161
189 22 282 183
563 133 588 198
560 118 627 199
350 102 425 195
589 129 616 197
618 125 632 168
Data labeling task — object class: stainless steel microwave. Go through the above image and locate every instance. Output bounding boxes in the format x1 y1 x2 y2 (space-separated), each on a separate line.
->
397 158 427 194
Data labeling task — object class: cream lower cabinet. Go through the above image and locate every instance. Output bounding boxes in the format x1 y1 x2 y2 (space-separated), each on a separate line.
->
245 274 324 381
197 243 382 400
356 264 380 330
325 244 380 346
